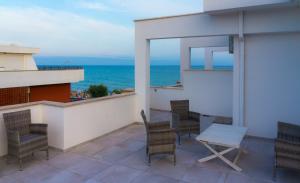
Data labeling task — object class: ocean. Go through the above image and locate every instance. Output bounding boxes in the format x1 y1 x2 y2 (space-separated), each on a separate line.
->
38 65 233 92
73 65 181 91
36 56 232 92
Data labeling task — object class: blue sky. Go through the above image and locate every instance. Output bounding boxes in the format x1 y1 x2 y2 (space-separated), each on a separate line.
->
0 0 203 62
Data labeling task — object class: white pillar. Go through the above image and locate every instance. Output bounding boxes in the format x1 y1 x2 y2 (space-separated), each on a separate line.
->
180 39 191 84
135 36 150 121
233 12 245 127
204 48 213 70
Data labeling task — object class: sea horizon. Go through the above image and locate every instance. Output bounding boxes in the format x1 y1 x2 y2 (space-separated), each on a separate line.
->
36 55 232 92
37 64 233 92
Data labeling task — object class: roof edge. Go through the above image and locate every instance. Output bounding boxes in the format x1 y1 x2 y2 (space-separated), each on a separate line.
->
0 45 40 54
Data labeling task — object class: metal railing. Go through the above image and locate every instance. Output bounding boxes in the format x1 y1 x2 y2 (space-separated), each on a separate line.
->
37 65 83 71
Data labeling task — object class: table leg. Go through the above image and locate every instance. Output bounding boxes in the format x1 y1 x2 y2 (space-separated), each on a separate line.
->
198 147 235 163
201 142 242 172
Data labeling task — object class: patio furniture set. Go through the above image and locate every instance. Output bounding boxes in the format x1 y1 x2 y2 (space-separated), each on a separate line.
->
140 100 300 180
2 100 300 180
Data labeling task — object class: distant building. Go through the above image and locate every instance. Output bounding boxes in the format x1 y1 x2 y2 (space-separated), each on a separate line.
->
0 45 84 106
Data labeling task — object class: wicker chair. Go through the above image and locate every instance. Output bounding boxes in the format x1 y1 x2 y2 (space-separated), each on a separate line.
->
140 110 176 165
3 109 49 170
274 121 300 179
213 116 233 125
170 100 200 144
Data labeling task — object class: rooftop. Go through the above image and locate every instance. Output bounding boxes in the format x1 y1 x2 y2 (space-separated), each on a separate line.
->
0 45 39 54
0 110 299 183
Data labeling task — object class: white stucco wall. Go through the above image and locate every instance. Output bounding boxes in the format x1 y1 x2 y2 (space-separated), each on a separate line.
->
151 70 233 117
0 54 38 71
180 36 229 81
63 94 136 149
0 93 137 156
244 33 300 138
203 0 294 13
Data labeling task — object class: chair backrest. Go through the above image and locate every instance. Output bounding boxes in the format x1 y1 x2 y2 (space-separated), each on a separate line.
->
140 110 149 136
3 109 31 136
213 116 233 125
170 100 189 120
278 121 300 139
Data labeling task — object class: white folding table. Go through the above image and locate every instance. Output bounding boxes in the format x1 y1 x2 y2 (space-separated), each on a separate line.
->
196 124 248 171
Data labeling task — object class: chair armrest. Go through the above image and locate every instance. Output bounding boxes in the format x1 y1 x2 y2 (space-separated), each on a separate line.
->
276 138 300 146
30 123 48 135
149 128 176 142
171 112 180 129
149 128 176 134
189 111 200 121
148 121 170 130
7 130 20 144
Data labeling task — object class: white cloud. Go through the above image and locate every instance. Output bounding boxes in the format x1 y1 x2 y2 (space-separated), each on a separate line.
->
0 6 134 56
107 0 202 18
77 0 203 18
77 1 113 12
0 0 203 57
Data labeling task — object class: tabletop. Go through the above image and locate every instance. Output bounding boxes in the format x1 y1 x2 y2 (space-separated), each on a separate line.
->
196 124 248 148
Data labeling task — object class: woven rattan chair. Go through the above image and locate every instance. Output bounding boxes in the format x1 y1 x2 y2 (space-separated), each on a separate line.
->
213 116 233 125
170 100 200 144
3 109 49 170
140 110 176 165
274 121 300 179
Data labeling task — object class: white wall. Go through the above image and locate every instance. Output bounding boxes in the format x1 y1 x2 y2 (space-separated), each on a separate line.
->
151 70 233 117
63 94 136 149
244 33 300 138
0 69 84 88
41 105 65 149
0 93 137 156
203 0 294 13
0 53 38 71
180 36 229 81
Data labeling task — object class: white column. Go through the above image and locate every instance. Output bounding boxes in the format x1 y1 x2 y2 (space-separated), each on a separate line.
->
204 48 213 70
233 12 245 127
180 39 191 84
135 36 150 121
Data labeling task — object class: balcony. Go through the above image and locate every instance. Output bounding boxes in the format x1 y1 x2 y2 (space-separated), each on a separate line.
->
0 109 299 182
0 68 84 89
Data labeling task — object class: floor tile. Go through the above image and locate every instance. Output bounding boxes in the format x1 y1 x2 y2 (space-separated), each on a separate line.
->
91 165 142 183
182 165 226 183
67 157 111 178
131 172 180 183
93 146 131 163
42 170 86 183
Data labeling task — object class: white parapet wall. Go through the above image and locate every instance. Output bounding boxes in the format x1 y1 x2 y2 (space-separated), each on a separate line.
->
151 70 233 117
0 93 137 156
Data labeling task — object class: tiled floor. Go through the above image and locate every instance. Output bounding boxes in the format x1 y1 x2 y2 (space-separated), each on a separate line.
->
0 110 299 183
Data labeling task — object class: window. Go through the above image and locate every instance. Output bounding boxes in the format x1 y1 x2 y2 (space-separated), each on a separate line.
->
190 48 205 70
213 51 233 70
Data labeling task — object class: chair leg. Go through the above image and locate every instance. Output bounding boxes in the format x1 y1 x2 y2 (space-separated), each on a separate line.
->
19 158 23 171
6 155 10 164
173 153 176 166
146 146 149 155
46 148 49 160
148 155 151 166
273 166 277 181
178 134 181 145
